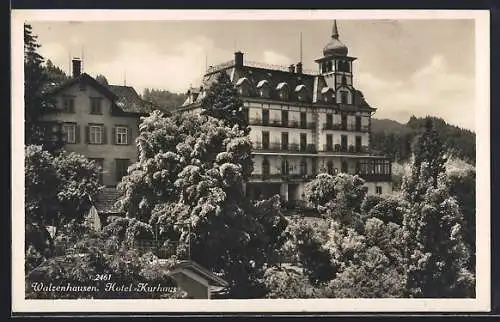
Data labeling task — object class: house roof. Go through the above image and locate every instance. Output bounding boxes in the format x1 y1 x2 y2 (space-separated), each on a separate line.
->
94 187 123 214
169 260 229 288
107 85 154 114
44 73 152 115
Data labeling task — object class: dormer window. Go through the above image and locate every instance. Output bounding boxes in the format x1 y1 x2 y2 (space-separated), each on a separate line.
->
295 84 308 102
276 82 289 100
256 80 270 98
236 77 251 97
321 87 334 103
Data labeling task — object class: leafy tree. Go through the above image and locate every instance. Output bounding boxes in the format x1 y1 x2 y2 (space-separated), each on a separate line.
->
25 145 103 255
116 110 287 298
26 230 186 299
402 162 474 298
262 265 321 298
200 71 249 134
142 88 187 111
95 74 109 85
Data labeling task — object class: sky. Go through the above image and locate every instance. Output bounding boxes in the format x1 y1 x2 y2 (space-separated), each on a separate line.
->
29 19 476 130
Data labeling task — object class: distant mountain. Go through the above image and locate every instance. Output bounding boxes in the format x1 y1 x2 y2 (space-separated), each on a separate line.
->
371 116 476 163
142 88 187 112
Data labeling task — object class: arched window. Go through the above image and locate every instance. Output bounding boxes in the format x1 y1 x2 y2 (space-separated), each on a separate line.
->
295 84 308 102
236 78 251 97
276 82 290 100
257 80 270 98
262 158 270 177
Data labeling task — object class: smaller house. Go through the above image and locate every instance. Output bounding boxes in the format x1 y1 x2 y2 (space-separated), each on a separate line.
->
165 260 229 299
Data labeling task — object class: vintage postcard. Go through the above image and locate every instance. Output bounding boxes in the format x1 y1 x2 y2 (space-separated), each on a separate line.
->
11 9 490 314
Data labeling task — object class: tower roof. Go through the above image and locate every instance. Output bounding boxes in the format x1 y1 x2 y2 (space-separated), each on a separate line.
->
323 20 348 57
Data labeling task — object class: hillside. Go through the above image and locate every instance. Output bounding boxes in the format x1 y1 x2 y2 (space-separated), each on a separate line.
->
371 116 476 163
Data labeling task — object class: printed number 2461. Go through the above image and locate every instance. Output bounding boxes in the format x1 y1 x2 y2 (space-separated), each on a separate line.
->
93 274 111 281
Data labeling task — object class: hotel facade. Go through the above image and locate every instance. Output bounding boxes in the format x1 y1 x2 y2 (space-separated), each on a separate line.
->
180 21 392 201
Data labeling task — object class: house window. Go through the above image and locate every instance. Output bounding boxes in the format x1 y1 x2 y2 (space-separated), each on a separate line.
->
281 159 289 175
89 125 104 144
326 134 333 151
376 186 383 195
300 159 307 175
90 97 103 114
300 133 307 151
62 96 75 113
115 158 130 183
115 126 128 145
89 158 104 185
62 123 76 144
262 158 270 177
326 113 333 129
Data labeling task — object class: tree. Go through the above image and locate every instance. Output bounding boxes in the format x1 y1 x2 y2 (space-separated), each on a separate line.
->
95 74 109 86
116 110 287 298
44 59 69 86
402 162 474 298
25 145 103 256
142 88 187 111
26 230 186 299
200 71 249 134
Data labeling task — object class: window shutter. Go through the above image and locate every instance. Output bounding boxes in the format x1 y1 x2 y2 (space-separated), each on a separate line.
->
112 127 116 145
127 126 132 145
75 125 81 143
85 126 90 144
102 126 107 144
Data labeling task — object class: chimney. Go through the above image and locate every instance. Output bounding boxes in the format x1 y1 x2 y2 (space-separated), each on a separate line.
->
234 51 244 67
72 58 81 78
288 64 295 73
296 62 303 74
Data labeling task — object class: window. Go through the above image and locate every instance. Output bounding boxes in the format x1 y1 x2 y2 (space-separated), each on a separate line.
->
262 109 269 126
326 114 333 129
89 125 104 144
376 186 383 195
62 123 77 144
355 136 362 152
90 97 103 114
300 159 307 175
62 96 75 113
281 132 289 150
355 116 361 131
341 135 348 152
300 133 307 151
115 126 128 145
281 110 289 127
89 158 104 185
327 61 332 72
326 134 333 151
340 91 348 104
300 112 307 128
341 75 347 86
260 86 270 98
341 160 349 173
262 131 270 150
115 158 130 183
262 158 270 177
327 160 334 175
281 159 289 175
341 114 347 130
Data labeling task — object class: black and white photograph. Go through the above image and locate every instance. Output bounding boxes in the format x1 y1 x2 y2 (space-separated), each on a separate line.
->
11 10 490 313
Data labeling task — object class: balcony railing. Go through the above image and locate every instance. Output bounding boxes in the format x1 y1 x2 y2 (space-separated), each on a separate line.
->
249 119 316 130
253 142 317 153
322 123 370 132
251 173 317 181
320 145 370 154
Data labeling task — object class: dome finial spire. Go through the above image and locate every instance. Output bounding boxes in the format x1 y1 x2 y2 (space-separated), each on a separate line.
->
332 20 339 39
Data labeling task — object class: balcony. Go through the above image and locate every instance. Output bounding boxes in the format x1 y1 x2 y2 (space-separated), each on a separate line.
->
253 142 317 154
320 145 369 154
322 123 370 132
249 118 316 130
250 173 316 182
358 173 392 182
